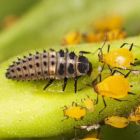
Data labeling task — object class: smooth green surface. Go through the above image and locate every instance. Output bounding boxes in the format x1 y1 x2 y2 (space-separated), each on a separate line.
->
0 37 140 139
0 0 40 21
0 0 140 62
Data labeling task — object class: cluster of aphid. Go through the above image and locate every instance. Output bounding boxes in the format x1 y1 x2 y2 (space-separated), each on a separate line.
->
62 16 126 45
63 96 95 121
77 105 140 140
5 30 140 139
59 42 139 139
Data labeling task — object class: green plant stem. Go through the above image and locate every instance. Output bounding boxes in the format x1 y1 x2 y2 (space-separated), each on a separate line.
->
0 36 140 139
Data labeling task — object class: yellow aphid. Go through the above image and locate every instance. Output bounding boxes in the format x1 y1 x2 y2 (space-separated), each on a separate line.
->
102 48 134 69
82 32 104 43
82 97 95 112
95 75 130 98
82 29 126 43
63 102 86 120
107 29 126 41
62 31 81 45
105 116 129 128
128 106 140 123
81 138 99 140
81 133 99 140
94 16 123 32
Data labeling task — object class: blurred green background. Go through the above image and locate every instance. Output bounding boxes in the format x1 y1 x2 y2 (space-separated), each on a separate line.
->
0 0 140 140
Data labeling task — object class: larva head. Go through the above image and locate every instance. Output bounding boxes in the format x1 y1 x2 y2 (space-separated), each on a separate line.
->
77 55 93 76
104 116 129 128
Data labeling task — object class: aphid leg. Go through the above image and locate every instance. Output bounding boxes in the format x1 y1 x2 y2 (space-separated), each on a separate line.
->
107 44 110 53
43 79 54 90
99 96 107 114
124 70 132 78
99 74 102 82
99 63 105 74
130 63 137 66
101 32 107 50
128 92 136 95
111 69 124 76
129 43 134 51
96 64 105 82
107 64 112 73
95 94 99 104
111 69 132 77
62 78 68 91
112 98 128 102
120 43 134 51
74 77 78 93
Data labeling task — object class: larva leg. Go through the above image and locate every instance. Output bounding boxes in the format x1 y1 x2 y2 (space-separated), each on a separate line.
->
62 78 68 91
74 77 78 93
99 96 107 114
43 79 54 90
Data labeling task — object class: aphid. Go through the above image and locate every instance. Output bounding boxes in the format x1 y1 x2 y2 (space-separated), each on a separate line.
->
128 105 140 124
82 32 104 43
62 31 82 45
63 102 86 120
81 133 100 140
98 43 135 70
81 137 99 140
82 29 126 43
81 96 95 112
77 115 129 139
93 69 135 113
106 29 126 41
93 15 123 32
6 49 93 93
104 116 129 128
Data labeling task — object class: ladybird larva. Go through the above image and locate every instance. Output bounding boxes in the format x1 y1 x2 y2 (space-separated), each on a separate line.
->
6 49 92 93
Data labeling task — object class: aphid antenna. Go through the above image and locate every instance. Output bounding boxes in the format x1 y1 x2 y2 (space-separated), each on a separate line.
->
120 42 140 50
95 32 108 62
79 32 107 56
79 37 107 56
111 69 132 78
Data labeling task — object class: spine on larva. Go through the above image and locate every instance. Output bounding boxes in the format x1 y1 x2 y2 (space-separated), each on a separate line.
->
5 49 87 81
